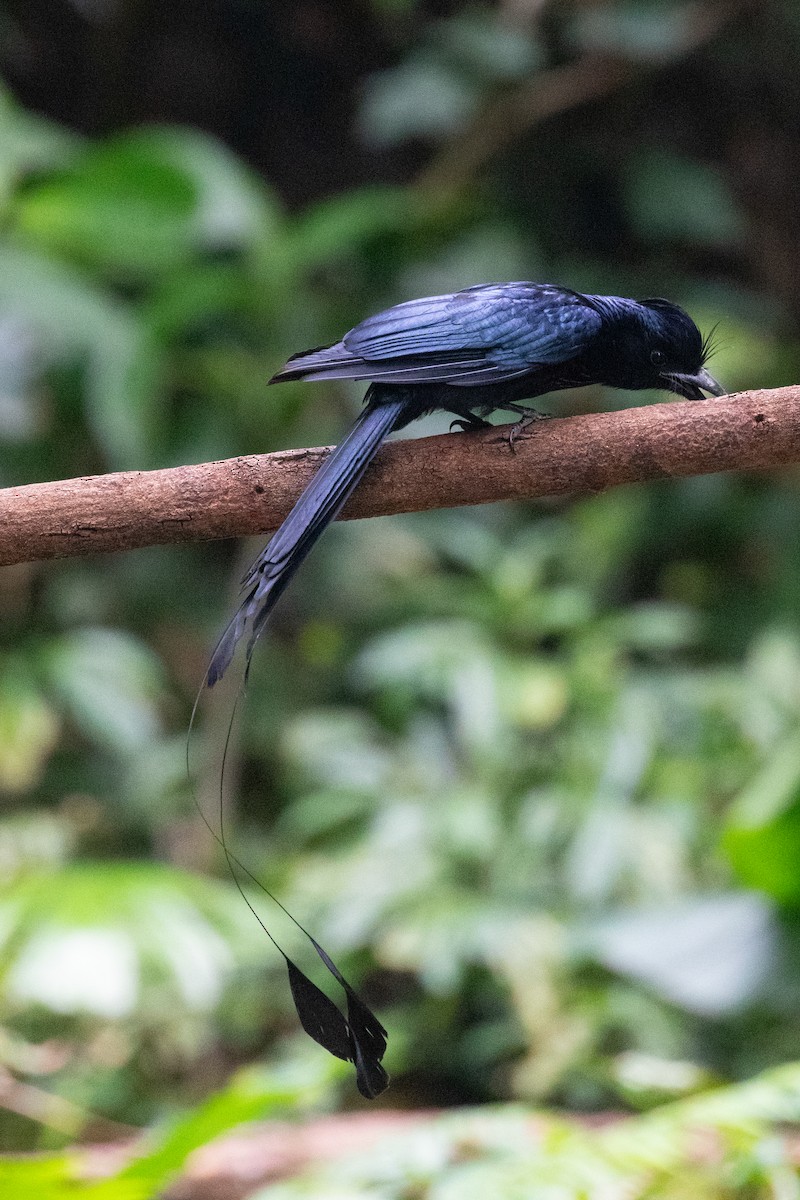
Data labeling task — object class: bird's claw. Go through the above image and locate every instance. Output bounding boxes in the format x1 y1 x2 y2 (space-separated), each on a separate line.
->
506 409 551 450
449 415 492 433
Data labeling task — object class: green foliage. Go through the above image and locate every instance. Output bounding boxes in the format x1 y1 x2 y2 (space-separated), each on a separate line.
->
0 87 78 207
16 127 276 281
0 243 163 468
0 1157 142 1200
1 3 800 1193
250 1064 800 1199
0 863 279 1136
569 0 705 59
359 13 540 147
0 656 59 791
248 498 800 1100
116 1060 334 1195
625 151 745 247
723 734 800 904
0 1058 333 1198
2 1059 799 1198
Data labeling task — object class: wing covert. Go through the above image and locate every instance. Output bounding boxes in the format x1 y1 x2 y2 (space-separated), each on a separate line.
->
344 283 601 376
271 282 603 387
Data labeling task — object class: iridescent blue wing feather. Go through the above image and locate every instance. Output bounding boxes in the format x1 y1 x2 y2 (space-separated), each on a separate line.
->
271 283 602 387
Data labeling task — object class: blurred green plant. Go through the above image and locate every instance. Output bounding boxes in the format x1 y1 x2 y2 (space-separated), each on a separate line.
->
3 1061 800 1198
252 1062 800 1199
0 0 799 1172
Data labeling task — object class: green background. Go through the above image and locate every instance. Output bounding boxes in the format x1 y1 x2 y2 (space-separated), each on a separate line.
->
2 1 800 1195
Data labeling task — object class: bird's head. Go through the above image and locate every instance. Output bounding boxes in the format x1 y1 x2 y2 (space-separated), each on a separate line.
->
635 298 725 400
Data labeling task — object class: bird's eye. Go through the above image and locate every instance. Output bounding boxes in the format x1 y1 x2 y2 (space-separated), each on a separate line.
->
650 350 666 367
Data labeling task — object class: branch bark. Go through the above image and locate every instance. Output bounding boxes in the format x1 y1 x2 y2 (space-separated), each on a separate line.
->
0 387 797 569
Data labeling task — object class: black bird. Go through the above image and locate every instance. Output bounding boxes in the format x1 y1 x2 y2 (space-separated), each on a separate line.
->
204 281 724 1097
210 282 723 684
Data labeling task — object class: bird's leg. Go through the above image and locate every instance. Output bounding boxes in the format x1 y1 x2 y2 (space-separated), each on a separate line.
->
448 412 493 433
501 403 551 448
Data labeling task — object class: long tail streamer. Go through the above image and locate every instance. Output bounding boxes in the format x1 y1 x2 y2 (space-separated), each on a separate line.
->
187 390 405 1097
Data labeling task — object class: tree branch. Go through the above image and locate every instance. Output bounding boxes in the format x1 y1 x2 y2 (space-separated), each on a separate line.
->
0 387 797 569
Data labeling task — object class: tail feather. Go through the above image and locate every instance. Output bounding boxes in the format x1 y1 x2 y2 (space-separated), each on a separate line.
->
207 390 406 686
269 341 358 384
193 389 401 1100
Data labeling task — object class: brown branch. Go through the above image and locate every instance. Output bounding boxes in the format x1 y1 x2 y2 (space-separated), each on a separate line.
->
0 388 797 569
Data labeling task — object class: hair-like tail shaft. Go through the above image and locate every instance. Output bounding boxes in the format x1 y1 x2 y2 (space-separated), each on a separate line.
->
207 387 408 686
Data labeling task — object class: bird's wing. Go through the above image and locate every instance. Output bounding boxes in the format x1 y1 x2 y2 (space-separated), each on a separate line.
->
272 283 602 386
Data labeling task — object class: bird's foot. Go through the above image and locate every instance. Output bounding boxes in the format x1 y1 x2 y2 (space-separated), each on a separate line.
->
449 414 493 433
506 407 551 449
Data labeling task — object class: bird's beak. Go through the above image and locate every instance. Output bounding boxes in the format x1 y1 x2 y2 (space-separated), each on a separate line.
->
666 367 726 401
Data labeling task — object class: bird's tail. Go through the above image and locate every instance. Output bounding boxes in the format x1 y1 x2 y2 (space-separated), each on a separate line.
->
193 386 405 1098
207 386 406 686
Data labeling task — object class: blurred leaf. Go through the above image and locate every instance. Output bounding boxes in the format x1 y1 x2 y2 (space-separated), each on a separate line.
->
0 315 45 441
16 135 196 279
0 1155 148 1200
359 57 479 147
723 737 800 904
43 629 164 754
570 1 701 60
354 620 492 698
360 7 539 152
0 863 266 1023
0 658 59 791
625 150 744 247
501 661 569 731
278 788 377 845
287 186 420 269
282 710 393 792
611 1051 713 1107
433 13 541 82
381 891 517 993
589 893 776 1015
0 812 75 876
249 1064 800 1200
400 225 533 298
117 1062 327 1195
0 1156 73 1196
607 602 700 654
143 262 249 342
0 85 78 210
0 244 163 466
15 127 278 282
142 126 280 251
